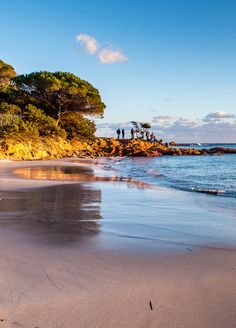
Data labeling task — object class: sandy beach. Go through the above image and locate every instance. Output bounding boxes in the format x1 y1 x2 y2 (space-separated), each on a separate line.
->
0 159 236 328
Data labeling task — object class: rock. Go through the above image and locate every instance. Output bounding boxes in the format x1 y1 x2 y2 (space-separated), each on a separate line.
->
76 138 236 158
206 147 236 154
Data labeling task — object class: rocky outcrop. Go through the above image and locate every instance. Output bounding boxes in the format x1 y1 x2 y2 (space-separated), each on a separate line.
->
77 138 236 158
1 136 235 160
203 147 236 155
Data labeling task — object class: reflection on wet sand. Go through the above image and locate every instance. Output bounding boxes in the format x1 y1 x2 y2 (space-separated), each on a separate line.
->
14 166 94 181
13 166 153 188
0 184 101 243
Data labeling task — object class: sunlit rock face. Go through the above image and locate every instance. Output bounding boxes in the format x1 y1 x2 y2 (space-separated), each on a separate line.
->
79 138 236 157
78 138 203 157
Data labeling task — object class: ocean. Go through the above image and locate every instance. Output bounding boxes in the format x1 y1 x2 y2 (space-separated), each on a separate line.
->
109 143 236 199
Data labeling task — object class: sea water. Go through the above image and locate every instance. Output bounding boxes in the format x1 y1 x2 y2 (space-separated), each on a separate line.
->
110 144 236 198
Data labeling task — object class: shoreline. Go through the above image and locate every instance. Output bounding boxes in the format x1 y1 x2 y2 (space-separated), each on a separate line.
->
1 158 236 250
0 159 236 327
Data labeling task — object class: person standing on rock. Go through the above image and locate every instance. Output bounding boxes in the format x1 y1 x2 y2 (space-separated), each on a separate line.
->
116 128 121 139
146 130 150 141
131 128 135 139
122 129 125 139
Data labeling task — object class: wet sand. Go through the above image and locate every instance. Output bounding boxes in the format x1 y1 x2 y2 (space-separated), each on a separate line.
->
0 159 236 327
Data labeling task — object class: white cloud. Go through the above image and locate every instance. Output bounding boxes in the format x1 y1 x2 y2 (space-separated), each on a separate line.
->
203 111 235 122
178 116 189 122
75 33 128 64
98 49 128 64
75 34 99 54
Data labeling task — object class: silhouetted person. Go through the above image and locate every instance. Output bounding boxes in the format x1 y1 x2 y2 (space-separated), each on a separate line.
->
122 129 125 139
146 131 150 141
131 128 135 139
116 128 121 139
150 132 156 142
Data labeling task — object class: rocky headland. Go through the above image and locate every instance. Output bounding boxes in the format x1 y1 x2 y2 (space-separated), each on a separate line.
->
0 137 235 160
78 138 236 158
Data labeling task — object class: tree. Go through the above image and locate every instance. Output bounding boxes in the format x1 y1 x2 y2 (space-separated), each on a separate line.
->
60 113 96 140
13 71 106 123
0 61 106 140
0 60 16 89
131 121 151 138
141 122 151 129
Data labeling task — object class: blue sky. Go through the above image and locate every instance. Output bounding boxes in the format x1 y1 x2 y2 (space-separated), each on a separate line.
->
1 0 236 142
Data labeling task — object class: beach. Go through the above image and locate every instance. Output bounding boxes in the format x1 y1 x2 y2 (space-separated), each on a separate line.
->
0 159 236 327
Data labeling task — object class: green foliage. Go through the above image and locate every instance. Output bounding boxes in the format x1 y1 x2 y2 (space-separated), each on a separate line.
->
0 60 105 142
13 71 106 121
0 103 22 137
0 102 21 115
141 122 151 129
22 104 67 137
0 60 16 89
60 113 96 140
0 103 66 138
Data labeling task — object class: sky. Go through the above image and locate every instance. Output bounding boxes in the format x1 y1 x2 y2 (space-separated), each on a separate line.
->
0 0 236 142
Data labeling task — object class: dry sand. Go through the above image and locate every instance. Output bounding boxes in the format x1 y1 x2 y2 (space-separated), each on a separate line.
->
0 159 235 328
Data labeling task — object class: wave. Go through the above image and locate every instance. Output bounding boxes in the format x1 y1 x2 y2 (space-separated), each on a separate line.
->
102 156 236 199
145 169 166 178
191 187 225 195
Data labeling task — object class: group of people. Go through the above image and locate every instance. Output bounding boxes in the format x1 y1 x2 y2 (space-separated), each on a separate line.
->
116 128 157 142
116 128 125 139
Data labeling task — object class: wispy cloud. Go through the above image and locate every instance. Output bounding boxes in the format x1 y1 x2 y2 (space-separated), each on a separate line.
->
96 112 236 142
178 116 189 122
75 34 99 54
153 115 175 120
98 49 128 64
203 111 235 122
75 33 128 64
152 115 175 125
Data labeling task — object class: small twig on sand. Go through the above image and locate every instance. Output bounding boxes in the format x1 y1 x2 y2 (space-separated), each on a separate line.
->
149 301 153 310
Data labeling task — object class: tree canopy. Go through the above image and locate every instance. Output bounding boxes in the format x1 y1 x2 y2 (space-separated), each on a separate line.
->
13 71 106 122
0 61 106 140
